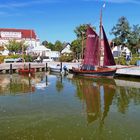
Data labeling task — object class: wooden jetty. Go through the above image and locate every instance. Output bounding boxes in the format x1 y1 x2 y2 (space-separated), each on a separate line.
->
0 62 140 77
115 65 140 77
0 62 80 74
0 62 47 74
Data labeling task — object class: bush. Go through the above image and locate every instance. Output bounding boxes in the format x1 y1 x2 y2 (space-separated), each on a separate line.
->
6 54 21 59
130 57 140 65
59 54 73 62
0 54 34 62
24 55 34 62
0 55 6 63
115 57 127 65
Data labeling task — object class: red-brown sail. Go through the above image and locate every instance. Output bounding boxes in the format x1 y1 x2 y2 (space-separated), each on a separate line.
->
102 26 116 66
83 26 99 68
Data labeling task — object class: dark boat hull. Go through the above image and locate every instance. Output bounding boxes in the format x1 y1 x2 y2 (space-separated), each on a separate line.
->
71 67 117 78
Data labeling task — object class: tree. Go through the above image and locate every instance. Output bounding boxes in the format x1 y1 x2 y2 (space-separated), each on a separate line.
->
6 40 27 54
42 40 48 46
47 42 55 51
111 16 131 45
127 24 140 53
73 24 95 59
54 40 63 52
74 24 88 39
71 39 81 59
74 24 95 40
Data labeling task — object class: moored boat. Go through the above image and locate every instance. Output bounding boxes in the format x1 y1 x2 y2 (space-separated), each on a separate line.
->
18 68 35 75
71 9 117 78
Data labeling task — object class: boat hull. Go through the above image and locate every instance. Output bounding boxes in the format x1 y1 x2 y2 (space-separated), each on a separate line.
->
18 68 35 74
50 67 61 73
71 67 117 78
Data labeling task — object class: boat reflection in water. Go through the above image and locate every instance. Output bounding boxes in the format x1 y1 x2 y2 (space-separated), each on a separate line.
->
73 77 116 126
72 76 140 125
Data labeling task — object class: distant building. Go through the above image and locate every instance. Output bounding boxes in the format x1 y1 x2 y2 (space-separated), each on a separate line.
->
50 51 60 61
112 45 132 59
0 28 40 50
61 43 72 54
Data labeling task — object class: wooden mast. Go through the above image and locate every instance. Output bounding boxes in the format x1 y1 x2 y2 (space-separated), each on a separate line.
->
99 8 102 67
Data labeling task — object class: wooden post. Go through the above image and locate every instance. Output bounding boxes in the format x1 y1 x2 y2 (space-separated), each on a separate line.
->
46 75 48 86
10 64 13 75
46 63 48 71
29 63 31 77
60 62 62 72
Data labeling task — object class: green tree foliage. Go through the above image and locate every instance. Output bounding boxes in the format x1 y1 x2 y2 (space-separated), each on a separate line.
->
111 16 140 54
74 24 88 39
47 42 55 51
127 24 140 53
74 24 95 39
6 40 27 54
73 24 95 59
59 53 73 62
54 40 63 52
41 40 64 52
111 16 131 45
71 39 81 59
42 40 48 46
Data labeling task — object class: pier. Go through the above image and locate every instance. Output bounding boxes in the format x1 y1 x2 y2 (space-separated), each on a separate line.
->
115 65 140 77
0 62 46 74
0 62 80 74
0 62 140 77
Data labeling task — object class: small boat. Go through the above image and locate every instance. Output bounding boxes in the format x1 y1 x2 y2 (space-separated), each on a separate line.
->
49 64 68 74
18 68 35 75
50 65 61 73
71 10 116 78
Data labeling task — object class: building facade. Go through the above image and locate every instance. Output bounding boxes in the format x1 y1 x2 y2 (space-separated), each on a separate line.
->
0 28 40 48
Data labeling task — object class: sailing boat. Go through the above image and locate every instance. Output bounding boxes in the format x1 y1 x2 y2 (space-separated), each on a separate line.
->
71 12 116 78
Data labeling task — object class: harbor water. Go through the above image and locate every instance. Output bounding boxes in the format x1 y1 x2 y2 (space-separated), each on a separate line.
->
0 72 140 140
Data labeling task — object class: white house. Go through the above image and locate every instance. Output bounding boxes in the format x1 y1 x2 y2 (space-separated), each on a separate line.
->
112 45 132 59
61 43 72 54
28 45 51 57
50 51 60 61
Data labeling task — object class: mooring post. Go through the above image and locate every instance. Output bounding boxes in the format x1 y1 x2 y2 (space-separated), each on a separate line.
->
60 62 62 72
46 63 48 71
29 63 31 77
46 75 48 86
10 63 13 79
10 63 13 75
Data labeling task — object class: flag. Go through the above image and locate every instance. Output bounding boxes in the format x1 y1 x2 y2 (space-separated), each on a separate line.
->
103 3 106 8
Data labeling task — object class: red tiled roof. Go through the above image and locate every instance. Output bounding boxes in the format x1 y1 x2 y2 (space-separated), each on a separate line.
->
0 28 37 39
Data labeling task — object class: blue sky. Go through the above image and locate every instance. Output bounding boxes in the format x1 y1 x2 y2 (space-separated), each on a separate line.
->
0 0 140 43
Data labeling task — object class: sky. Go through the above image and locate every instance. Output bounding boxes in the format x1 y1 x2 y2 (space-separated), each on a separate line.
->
0 0 140 43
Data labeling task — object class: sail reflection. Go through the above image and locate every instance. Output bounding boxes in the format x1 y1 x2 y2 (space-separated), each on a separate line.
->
73 78 116 125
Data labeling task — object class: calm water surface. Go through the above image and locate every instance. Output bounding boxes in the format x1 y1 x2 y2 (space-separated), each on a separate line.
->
0 72 140 140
